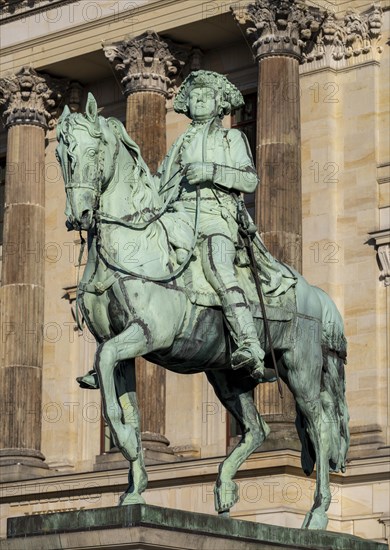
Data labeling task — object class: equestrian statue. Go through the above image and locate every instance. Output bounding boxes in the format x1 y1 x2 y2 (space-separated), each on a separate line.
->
56 70 350 530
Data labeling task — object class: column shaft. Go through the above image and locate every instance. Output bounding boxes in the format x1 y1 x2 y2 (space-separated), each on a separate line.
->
254 56 301 444
126 92 167 174
0 125 48 476
256 56 302 271
104 31 190 462
125 91 167 441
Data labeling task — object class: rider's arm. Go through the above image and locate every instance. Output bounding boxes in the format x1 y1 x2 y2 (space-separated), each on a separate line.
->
212 129 258 193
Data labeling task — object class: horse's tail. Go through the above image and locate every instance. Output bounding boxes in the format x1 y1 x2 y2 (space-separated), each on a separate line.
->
320 310 350 473
296 288 350 476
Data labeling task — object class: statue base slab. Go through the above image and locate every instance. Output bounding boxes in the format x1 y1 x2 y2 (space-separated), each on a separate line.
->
3 504 386 550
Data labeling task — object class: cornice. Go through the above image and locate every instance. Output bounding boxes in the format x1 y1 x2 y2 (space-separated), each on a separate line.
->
0 0 77 25
0 0 210 74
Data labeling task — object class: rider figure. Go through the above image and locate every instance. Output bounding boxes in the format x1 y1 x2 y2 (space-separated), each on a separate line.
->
77 71 288 390
157 71 265 380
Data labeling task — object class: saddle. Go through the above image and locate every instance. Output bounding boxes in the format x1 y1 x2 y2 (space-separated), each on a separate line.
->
180 249 297 321
161 210 297 321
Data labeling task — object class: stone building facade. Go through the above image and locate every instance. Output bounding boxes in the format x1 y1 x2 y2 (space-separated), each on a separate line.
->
0 0 389 546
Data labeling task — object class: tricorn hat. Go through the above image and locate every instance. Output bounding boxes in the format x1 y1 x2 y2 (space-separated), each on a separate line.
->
173 70 244 118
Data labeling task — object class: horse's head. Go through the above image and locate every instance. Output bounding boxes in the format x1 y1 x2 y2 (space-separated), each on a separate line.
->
56 93 119 231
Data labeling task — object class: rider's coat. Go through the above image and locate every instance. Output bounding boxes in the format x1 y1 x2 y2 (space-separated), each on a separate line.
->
157 118 296 297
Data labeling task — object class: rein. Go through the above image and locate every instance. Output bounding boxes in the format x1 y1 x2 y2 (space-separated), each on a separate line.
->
75 231 86 331
95 186 200 283
95 169 181 231
237 200 283 398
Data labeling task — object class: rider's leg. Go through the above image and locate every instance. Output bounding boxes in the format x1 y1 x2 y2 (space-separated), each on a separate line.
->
201 233 265 380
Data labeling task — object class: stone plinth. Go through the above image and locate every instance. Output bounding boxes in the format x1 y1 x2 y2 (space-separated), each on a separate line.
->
2 505 386 550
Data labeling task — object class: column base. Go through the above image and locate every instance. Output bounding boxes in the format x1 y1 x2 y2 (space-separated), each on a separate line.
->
257 421 301 453
94 433 180 471
0 449 49 482
347 424 388 460
228 422 300 455
141 432 180 465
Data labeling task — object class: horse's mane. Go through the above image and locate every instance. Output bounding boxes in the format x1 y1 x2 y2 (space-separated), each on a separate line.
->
57 112 163 223
107 117 163 222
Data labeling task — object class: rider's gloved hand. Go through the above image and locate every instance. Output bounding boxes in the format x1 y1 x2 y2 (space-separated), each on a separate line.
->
184 162 214 185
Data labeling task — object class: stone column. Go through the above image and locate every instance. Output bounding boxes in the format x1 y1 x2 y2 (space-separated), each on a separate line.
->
0 67 62 479
233 1 322 450
105 31 189 173
104 31 189 463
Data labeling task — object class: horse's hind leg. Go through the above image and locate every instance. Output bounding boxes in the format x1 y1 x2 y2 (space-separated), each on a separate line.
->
206 370 270 515
114 361 148 505
286 321 331 529
297 394 331 529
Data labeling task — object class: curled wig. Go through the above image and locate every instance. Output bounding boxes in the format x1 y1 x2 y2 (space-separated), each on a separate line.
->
173 70 244 119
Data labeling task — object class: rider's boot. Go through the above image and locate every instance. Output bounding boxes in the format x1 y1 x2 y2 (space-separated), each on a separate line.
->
76 369 99 390
220 287 266 381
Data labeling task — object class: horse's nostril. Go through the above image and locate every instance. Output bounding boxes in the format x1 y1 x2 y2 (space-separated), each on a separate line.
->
81 210 90 221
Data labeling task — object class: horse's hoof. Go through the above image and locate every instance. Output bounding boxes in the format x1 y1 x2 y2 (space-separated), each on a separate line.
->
119 492 146 506
214 480 239 513
302 511 329 530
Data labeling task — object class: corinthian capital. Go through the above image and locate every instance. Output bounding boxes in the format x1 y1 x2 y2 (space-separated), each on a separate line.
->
233 2 384 68
104 31 190 98
303 4 383 67
0 66 65 129
232 0 322 61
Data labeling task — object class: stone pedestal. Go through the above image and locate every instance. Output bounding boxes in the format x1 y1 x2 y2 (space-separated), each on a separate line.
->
2 505 386 550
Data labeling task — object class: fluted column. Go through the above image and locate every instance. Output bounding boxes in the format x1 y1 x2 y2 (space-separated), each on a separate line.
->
0 67 62 479
233 1 322 449
104 31 189 462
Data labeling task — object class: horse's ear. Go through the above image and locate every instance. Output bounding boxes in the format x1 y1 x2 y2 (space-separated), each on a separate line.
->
85 93 98 122
58 105 70 129
60 105 71 120
57 105 71 139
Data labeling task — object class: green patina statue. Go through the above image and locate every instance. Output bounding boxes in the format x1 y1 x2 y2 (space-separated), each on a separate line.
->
56 70 350 531
156 71 295 381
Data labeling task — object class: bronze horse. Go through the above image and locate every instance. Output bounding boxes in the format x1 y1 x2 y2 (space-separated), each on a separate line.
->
56 94 349 529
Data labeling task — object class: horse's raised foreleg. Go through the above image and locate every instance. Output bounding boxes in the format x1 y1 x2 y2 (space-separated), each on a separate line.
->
94 323 149 462
206 370 270 515
114 361 148 505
